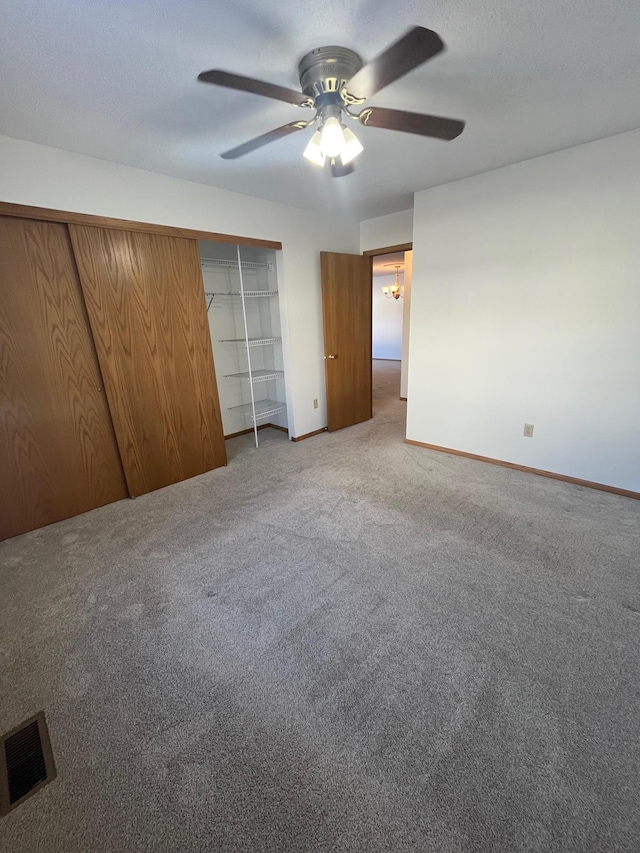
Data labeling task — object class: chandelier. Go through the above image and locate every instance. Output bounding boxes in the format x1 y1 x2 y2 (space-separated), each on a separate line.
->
382 263 404 300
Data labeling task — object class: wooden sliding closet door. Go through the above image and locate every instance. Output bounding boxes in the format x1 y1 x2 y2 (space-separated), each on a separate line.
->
0 217 128 540
69 226 226 497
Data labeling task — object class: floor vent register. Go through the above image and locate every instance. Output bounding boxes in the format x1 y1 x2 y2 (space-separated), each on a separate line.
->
0 711 56 816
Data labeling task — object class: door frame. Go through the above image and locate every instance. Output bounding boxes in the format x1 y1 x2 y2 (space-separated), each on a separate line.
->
362 242 413 258
364 242 413 413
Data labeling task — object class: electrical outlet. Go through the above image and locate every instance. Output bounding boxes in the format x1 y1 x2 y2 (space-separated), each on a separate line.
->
313 398 318 410
523 423 534 438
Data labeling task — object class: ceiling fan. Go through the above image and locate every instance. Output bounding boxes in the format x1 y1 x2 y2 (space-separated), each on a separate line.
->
197 26 465 176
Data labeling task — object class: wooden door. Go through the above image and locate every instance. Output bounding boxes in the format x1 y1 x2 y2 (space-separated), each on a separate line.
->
69 226 226 497
0 217 128 540
321 252 372 431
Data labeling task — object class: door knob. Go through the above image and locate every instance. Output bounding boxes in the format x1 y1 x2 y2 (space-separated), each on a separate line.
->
325 354 338 359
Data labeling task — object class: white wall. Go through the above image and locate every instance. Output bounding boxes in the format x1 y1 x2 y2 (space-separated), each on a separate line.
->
372 273 404 360
408 129 640 492
0 136 360 438
360 208 413 253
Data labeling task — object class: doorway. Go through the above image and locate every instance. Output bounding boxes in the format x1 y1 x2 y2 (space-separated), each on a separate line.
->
320 244 411 434
370 248 412 420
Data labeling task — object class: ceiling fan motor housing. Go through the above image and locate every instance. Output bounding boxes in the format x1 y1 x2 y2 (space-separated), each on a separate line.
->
298 46 363 103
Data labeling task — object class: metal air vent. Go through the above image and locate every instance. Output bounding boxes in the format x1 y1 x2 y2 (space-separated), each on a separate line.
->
0 711 57 816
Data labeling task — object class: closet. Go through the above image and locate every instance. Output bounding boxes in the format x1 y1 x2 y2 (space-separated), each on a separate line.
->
199 241 289 446
0 205 279 540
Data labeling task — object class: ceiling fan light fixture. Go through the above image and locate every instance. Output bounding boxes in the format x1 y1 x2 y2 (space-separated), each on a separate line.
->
320 116 346 158
340 126 363 165
303 129 326 167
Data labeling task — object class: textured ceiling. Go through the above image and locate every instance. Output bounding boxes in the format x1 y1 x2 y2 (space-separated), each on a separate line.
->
372 252 405 276
1 0 639 219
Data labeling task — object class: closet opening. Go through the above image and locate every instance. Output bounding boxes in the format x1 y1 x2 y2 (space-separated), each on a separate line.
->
198 240 291 453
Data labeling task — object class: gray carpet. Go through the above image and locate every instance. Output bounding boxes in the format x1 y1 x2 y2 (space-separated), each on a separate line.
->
1 359 639 852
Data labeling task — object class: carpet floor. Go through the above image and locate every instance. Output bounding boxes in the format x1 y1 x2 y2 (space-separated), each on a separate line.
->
1 359 639 852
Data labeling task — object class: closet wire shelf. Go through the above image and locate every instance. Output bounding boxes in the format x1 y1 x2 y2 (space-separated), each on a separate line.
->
220 337 282 347
205 291 277 298
224 370 285 383
201 258 271 271
229 399 287 422
205 291 277 309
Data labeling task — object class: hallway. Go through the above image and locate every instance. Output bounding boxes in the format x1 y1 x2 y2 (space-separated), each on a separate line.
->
372 357 403 419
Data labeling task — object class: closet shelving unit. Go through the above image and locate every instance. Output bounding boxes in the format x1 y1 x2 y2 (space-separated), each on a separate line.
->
200 246 288 447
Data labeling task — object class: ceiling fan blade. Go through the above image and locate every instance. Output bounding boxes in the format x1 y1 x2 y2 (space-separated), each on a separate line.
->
358 107 465 140
330 161 355 178
221 121 310 160
198 70 313 108
346 27 445 102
